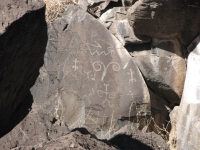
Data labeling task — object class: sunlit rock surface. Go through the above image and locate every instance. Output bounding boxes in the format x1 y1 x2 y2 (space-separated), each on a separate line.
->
170 34 200 150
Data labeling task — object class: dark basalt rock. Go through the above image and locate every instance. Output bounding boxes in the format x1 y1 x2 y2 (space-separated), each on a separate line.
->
0 0 47 137
128 38 186 105
100 7 151 46
128 0 200 46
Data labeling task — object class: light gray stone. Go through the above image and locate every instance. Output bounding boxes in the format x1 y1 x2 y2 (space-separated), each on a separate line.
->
109 20 151 46
169 34 200 150
100 7 151 45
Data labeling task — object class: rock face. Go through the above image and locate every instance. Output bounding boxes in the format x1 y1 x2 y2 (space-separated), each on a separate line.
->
130 38 186 105
169 34 200 150
30 4 150 138
128 0 200 46
148 88 171 133
0 0 47 136
100 7 151 46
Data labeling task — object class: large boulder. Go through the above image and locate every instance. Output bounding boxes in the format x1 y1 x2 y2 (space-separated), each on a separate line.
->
30 4 150 139
129 38 186 105
0 0 47 136
128 0 200 46
169 34 200 150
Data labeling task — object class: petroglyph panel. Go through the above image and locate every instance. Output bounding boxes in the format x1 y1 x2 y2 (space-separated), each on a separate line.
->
31 5 150 133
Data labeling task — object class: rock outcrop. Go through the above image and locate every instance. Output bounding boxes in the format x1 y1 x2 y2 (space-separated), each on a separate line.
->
100 7 151 46
0 0 47 137
169 34 200 150
130 38 186 105
128 0 200 46
30 4 150 137
0 0 200 149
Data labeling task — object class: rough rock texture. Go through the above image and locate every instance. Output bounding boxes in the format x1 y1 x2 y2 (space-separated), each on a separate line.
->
109 19 151 46
110 125 169 150
128 0 200 46
0 110 70 149
0 0 45 34
12 129 116 150
148 88 171 133
169 34 200 150
0 0 47 136
29 4 150 139
100 7 127 28
129 38 186 105
100 7 151 46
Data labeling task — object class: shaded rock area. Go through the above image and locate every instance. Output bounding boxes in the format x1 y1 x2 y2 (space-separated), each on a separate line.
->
110 125 169 150
148 88 171 134
128 0 200 46
129 38 186 105
126 38 186 132
0 0 47 136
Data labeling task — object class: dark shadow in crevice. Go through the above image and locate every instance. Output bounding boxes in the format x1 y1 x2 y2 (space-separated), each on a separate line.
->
100 0 123 15
0 6 47 137
0 91 34 138
71 128 114 147
109 134 154 150
125 42 151 53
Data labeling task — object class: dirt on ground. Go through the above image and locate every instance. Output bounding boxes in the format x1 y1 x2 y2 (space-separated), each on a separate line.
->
12 125 169 150
109 124 170 150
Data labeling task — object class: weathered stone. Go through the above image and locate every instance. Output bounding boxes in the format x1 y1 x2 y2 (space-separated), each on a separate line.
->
109 20 151 46
100 7 151 45
30 4 150 139
128 0 200 46
148 89 171 134
123 0 137 7
100 7 127 28
79 0 119 17
169 34 200 150
129 38 186 104
0 0 47 136
0 0 44 34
